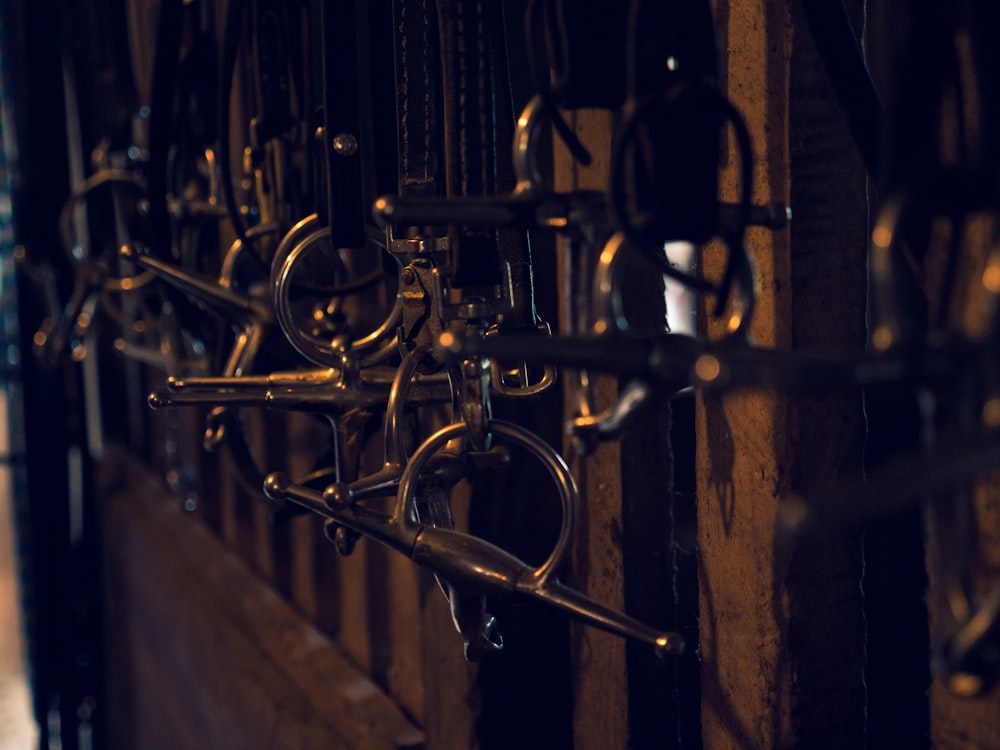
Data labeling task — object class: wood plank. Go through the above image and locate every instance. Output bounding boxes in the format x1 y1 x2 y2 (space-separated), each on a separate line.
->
784 2 869 744
382 549 426 723
336 414 383 676
100 452 424 750
927 221 1000 748
929 469 1000 748
553 107 629 750
419 573 480 750
698 5 795 744
413 412 478 747
283 410 335 620
697 1 867 747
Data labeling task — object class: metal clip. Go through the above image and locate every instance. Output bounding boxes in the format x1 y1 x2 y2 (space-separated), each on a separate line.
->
485 322 557 397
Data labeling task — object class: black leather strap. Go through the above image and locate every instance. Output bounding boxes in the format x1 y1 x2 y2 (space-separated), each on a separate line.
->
252 0 295 144
544 0 628 110
435 0 504 288
317 0 368 249
615 0 722 246
218 0 250 250
393 0 443 199
147 0 185 259
488 0 538 329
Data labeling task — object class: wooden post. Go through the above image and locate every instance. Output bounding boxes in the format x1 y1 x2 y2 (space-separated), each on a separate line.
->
553 108 630 749
929 478 1000 748
926 217 1000 748
697 1 867 746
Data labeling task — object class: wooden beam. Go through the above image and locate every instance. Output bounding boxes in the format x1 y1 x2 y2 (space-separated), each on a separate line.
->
929 470 1000 748
697 1 867 746
553 107 630 750
927 219 1000 748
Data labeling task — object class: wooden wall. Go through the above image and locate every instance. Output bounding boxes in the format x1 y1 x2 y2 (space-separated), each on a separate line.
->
697 1 869 747
93 1 1000 749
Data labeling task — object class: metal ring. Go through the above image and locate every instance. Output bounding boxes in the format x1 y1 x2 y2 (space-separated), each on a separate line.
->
395 419 578 587
512 95 549 195
59 169 156 292
219 221 280 288
270 214 400 368
593 230 755 339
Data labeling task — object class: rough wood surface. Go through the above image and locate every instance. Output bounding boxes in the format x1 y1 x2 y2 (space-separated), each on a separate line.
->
927 219 1000 749
553 107 629 750
698 4 796 746
697 1 867 747
101 453 424 750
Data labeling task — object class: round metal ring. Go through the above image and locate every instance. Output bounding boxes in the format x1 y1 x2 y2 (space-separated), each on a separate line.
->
270 214 400 368
59 169 156 292
395 419 578 587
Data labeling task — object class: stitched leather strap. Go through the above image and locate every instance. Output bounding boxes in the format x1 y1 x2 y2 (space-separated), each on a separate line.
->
394 0 443 199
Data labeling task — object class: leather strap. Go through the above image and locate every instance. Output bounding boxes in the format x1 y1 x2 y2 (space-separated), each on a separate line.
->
317 0 368 249
435 0 505 288
393 0 443 199
147 0 185 259
619 0 722 246
544 0 629 109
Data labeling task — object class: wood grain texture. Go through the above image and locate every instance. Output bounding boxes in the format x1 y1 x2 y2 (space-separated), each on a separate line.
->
553 107 629 750
698 1 867 747
698 4 796 746
101 453 424 750
927 219 1000 748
